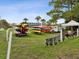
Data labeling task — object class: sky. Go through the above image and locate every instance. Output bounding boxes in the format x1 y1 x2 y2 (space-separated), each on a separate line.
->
0 0 52 23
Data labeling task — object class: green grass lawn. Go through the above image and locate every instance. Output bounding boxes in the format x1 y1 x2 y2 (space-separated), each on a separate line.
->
1 30 79 59
0 31 7 59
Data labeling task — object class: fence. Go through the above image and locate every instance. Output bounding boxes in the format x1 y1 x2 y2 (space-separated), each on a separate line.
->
6 29 13 59
45 34 63 46
45 28 79 46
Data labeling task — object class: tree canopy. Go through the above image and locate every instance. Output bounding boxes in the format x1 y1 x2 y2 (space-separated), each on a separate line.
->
23 18 28 23
47 0 79 23
0 19 11 29
35 16 41 22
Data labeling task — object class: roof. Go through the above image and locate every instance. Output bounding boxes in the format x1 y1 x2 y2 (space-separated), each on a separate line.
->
62 20 79 27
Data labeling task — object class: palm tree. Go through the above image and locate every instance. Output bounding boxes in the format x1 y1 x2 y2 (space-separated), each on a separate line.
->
23 18 28 23
35 16 41 25
41 19 46 26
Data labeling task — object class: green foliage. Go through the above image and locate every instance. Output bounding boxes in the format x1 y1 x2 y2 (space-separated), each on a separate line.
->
0 19 11 29
35 16 41 24
35 16 41 21
41 19 45 22
41 19 46 25
23 18 28 23
47 0 64 24
48 0 79 23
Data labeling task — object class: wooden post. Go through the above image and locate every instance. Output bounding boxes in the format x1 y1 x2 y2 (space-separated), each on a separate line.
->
53 38 55 46
60 29 63 42
77 28 79 36
6 29 10 41
6 32 12 59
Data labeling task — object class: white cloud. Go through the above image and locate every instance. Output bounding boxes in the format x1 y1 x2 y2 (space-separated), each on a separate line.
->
57 18 65 24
